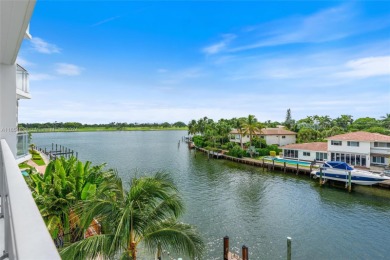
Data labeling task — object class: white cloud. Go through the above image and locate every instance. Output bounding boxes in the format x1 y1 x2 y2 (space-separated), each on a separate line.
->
55 63 84 76
29 73 55 81
335 56 390 78
92 16 121 27
160 67 205 84
204 4 390 53
16 56 34 67
202 34 236 55
30 37 61 54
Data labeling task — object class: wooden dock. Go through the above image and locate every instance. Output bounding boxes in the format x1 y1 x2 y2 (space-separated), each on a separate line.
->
196 147 315 176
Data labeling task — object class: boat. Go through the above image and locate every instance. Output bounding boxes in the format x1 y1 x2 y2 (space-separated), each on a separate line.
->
311 161 390 185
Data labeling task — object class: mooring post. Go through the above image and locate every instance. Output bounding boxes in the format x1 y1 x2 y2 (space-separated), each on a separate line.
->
296 164 299 175
348 171 352 192
76 152 78 159
262 158 265 171
56 144 57 151
223 236 229 260
287 237 292 260
319 167 323 186
52 143 54 151
242 245 248 260
284 162 286 173
272 159 275 170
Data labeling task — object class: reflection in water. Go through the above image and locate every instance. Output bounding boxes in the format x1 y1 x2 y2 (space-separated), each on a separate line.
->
33 131 390 260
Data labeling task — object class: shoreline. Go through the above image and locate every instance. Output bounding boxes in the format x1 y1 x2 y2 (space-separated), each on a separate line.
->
26 127 187 133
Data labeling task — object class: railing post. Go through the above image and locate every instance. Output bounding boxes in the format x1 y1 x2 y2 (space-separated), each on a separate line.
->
242 245 248 260
223 236 229 260
287 237 292 260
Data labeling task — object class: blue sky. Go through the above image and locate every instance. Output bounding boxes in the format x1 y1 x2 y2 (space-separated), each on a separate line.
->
18 1 390 124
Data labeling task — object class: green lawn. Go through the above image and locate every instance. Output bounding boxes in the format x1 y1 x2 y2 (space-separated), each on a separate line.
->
31 150 46 166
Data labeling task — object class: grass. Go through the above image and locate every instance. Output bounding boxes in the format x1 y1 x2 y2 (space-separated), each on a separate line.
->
18 162 31 169
30 150 46 166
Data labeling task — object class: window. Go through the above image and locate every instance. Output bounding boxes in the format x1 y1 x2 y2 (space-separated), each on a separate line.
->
331 140 342 146
316 152 327 161
347 141 359 147
303 151 310 156
282 136 286 139
260 136 265 139
284 149 298 158
374 142 390 148
372 156 385 164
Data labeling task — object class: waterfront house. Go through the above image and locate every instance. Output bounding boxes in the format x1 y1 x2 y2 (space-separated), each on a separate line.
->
327 131 390 168
0 0 60 258
281 142 328 162
230 127 297 146
281 131 390 169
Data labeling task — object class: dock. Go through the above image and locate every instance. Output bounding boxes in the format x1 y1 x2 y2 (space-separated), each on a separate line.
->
196 147 315 176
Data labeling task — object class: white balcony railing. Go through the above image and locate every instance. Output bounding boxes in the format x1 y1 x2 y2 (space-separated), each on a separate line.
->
0 139 60 259
16 132 29 158
16 64 30 95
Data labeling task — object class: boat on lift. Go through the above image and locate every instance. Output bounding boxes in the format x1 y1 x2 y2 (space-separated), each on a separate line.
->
311 161 390 185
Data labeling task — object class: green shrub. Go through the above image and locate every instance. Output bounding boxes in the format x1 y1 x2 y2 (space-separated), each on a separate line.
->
192 135 205 147
228 146 246 158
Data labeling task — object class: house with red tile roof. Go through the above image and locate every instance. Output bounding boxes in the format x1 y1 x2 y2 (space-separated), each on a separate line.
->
280 131 390 168
230 127 296 146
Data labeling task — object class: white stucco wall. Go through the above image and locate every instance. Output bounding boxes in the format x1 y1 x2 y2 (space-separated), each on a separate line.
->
327 140 371 154
0 64 18 156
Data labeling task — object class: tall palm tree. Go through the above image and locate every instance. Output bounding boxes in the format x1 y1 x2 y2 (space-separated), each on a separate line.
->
242 115 263 147
60 172 204 260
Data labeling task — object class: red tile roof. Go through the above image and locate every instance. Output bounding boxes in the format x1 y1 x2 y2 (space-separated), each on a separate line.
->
230 128 296 135
327 131 390 142
280 142 328 151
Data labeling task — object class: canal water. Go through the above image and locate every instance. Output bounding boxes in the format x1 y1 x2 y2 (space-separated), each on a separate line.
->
32 131 390 260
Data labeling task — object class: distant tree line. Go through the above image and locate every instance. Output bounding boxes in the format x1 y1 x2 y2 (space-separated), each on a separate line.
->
19 121 187 130
187 112 390 154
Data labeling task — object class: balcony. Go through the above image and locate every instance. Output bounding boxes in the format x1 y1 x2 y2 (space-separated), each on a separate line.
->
16 132 31 164
16 64 31 99
0 139 60 259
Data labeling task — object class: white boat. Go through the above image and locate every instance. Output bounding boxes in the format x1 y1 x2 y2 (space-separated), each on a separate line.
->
311 161 390 185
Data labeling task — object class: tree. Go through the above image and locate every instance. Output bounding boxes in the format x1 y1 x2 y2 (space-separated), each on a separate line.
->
188 119 198 135
242 115 263 148
60 173 204 260
28 157 117 246
284 109 293 129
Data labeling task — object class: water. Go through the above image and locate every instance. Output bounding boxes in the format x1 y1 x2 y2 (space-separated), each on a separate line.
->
32 131 390 259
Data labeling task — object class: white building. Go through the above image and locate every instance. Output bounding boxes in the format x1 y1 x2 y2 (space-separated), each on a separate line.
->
281 142 328 162
281 131 390 169
0 0 60 258
230 128 296 146
327 131 390 168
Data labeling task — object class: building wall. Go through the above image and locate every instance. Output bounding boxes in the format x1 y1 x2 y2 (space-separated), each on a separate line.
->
0 64 18 156
231 134 296 146
327 140 371 154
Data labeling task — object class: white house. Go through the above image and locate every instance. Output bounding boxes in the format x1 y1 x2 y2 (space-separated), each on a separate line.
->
327 131 390 168
280 131 390 169
230 127 296 146
281 142 328 162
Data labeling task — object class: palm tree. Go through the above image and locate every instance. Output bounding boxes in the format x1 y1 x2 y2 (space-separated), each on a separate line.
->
242 115 263 147
187 119 198 136
60 172 204 260
233 118 246 149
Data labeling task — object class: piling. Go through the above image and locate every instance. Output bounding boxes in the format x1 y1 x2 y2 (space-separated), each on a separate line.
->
223 236 229 260
242 245 248 260
284 162 286 173
272 159 275 170
348 171 352 192
287 237 292 260
319 168 323 186
296 164 299 175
